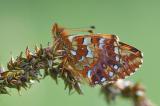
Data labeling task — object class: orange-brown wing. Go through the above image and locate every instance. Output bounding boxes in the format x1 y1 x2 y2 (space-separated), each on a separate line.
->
86 41 143 85
63 34 143 85
65 34 120 84
117 42 143 79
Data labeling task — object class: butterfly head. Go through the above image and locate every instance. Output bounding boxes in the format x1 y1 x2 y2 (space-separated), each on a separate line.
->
52 23 69 40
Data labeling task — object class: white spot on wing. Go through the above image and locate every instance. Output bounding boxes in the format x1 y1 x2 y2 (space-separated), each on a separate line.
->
141 53 144 57
70 50 76 55
136 91 144 96
99 38 106 49
135 68 138 71
114 65 118 69
83 37 91 45
139 65 142 68
130 72 134 76
115 35 120 41
79 56 85 61
87 70 92 78
86 46 93 58
99 38 106 44
68 36 75 42
86 51 93 58
114 47 119 54
99 43 105 49
116 55 119 61
140 59 143 63
95 81 98 84
109 72 114 77
114 42 118 46
101 77 106 82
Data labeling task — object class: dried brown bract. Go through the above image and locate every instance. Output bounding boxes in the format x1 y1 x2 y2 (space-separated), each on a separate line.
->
101 80 154 106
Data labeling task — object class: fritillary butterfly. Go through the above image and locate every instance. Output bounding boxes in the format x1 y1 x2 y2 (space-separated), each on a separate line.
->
52 23 143 85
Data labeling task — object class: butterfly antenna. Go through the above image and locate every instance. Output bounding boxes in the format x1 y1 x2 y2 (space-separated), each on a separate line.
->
64 25 96 34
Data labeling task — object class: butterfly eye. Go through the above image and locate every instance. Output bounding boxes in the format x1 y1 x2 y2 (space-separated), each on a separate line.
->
56 29 64 35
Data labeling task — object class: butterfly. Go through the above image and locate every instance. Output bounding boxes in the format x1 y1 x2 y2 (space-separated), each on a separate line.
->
52 23 143 85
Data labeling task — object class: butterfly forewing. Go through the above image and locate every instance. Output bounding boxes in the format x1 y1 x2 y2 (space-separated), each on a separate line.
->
117 42 143 79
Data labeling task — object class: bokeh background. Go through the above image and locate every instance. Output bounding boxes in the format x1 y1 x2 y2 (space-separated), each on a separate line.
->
0 0 159 106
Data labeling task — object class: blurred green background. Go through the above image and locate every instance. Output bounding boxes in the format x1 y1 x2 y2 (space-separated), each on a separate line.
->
0 0 159 106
